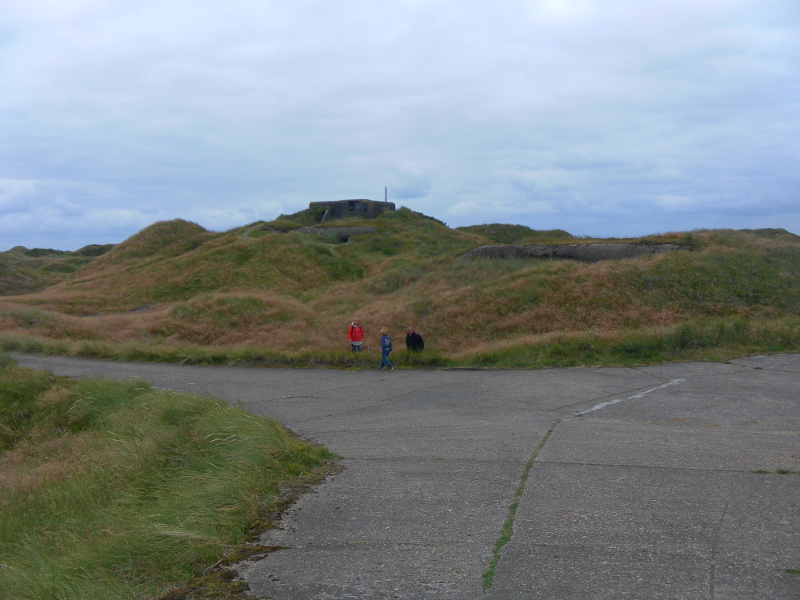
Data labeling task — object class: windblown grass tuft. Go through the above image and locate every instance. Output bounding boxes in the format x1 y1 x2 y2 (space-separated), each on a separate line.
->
0 357 335 600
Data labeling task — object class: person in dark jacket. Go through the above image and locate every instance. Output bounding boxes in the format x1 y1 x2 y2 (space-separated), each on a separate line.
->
405 327 424 352
379 327 393 370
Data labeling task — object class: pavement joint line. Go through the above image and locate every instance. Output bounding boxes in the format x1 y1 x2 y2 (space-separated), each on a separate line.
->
573 378 685 417
524 460 781 475
482 420 560 591
734 358 800 374
709 500 731 599
284 401 394 424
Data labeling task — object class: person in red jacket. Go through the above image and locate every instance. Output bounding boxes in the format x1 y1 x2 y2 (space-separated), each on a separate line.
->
347 319 364 352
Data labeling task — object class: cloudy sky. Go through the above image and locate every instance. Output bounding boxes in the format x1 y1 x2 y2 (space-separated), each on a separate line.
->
2 0 798 250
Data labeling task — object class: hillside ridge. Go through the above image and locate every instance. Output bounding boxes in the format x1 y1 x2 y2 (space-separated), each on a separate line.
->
1 211 799 366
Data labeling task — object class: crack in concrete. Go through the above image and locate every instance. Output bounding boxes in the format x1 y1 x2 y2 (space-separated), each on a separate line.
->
709 500 731 599
482 420 560 591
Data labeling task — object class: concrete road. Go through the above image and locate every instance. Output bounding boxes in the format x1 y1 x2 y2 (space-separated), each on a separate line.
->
11 353 800 599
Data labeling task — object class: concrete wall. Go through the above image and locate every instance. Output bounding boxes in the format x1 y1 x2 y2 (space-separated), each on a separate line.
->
461 242 685 262
309 200 395 221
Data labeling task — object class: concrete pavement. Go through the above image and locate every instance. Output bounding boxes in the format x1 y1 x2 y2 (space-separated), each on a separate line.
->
11 353 800 599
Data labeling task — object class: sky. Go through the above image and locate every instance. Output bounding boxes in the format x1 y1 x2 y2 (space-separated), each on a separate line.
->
1 0 799 251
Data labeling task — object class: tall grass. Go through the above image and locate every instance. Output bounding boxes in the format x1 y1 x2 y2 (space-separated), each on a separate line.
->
3 315 797 369
0 358 334 600
1 223 799 366
459 316 800 367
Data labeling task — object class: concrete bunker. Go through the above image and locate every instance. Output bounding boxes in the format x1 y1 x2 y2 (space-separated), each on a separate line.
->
461 242 686 263
309 199 395 222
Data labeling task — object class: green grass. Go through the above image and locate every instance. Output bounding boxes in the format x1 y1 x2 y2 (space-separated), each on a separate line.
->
463 317 800 368
0 357 335 600
1 215 799 366
3 315 797 370
0 245 114 295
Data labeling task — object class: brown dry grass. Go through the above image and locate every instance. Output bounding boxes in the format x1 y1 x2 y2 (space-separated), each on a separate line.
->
2 224 799 364
0 433 95 509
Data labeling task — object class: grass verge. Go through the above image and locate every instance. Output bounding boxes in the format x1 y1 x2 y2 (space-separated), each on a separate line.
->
0 334 456 368
2 316 797 370
0 356 336 600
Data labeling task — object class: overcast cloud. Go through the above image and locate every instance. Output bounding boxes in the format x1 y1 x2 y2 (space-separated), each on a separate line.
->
1 0 798 250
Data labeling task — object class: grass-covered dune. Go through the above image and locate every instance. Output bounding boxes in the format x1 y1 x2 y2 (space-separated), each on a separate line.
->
1 208 799 367
0 355 334 600
0 244 114 296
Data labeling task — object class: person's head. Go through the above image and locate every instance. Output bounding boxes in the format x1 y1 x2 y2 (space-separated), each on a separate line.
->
353 319 361 327
407 326 414 334
380 326 388 335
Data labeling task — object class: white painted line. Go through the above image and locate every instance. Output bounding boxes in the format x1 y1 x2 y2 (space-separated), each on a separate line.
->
574 379 685 417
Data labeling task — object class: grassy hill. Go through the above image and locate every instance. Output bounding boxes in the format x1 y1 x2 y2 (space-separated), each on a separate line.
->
1 208 799 367
0 244 114 295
